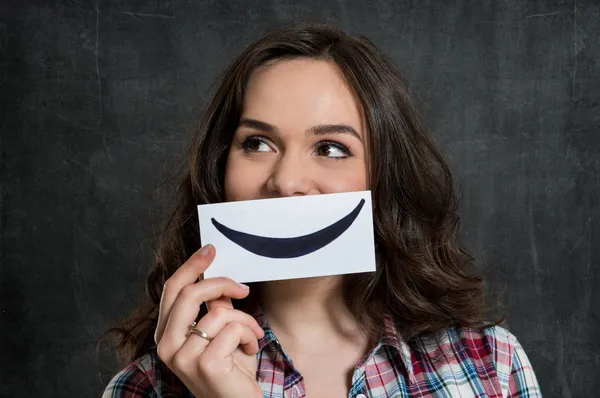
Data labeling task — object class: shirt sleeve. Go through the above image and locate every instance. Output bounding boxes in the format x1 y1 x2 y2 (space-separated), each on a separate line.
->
101 365 157 398
507 334 543 397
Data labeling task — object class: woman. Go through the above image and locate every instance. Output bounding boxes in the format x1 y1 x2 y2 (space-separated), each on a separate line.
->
100 22 542 397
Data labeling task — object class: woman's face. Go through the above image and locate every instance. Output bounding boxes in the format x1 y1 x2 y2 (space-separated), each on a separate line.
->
224 58 368 202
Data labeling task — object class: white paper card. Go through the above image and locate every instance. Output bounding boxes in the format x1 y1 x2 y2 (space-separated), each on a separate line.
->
197 191 376 283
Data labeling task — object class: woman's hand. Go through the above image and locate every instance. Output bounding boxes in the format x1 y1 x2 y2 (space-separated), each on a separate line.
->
154 244 265 398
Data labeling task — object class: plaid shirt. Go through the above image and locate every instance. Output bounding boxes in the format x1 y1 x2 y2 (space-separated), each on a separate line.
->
103 308 542 397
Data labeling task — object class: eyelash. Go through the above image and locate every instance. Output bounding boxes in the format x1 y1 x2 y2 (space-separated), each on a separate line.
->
239 136 269 153
239 136 352 159
316 140 352 159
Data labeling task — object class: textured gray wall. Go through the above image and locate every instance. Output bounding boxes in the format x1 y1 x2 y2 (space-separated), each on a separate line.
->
1 1 598 397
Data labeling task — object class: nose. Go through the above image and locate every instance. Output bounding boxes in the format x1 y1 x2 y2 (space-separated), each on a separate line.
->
266 153 317 197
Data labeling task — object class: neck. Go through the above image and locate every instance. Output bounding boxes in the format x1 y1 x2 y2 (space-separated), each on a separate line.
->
259 276 367 353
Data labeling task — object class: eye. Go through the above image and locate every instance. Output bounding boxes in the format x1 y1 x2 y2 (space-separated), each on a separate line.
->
314 141 351 159
241 136 273 153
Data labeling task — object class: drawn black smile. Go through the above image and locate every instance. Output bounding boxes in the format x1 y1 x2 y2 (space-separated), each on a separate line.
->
211 199 366 259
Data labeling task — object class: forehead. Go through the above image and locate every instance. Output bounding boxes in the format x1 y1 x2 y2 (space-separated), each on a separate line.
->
242 58 365 136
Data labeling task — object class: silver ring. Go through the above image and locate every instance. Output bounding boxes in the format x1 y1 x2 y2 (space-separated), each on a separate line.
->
186 327 214 342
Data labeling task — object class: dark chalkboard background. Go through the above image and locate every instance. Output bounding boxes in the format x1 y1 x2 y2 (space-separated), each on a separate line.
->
1 1 598 396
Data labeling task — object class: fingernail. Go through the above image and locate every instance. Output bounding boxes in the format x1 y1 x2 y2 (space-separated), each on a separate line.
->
199 244 212 255
239 283 249 290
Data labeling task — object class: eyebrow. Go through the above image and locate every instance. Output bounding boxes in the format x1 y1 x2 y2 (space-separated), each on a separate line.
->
238 118 362 141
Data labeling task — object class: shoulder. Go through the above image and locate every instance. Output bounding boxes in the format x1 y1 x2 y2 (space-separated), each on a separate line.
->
455 324 519 360
101 354 158 398
411 325 525 391
451 325 541 396
432 325 520 371
102 352 192 398
415 324 518 357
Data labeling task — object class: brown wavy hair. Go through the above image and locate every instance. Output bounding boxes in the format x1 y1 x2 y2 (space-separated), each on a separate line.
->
98 21 504 368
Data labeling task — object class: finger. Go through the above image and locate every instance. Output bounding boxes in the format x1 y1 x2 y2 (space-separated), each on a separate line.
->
196 307 264 345
206 296 234 312
158 278 250 361
203 322 260 360
195 277 233 319
194 323 258 381
176 308 263 364
155 244 215 344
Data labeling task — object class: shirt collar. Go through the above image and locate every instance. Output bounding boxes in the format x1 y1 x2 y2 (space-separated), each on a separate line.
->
250 303 417 385
380 315 417 385
252 304 278 351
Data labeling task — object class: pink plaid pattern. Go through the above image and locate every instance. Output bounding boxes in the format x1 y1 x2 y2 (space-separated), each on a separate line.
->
103 307 542 397
252 306 541 397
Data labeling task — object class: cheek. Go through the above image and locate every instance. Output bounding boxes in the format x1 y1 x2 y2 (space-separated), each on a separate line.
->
318 163 369 193
224 154 264 201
